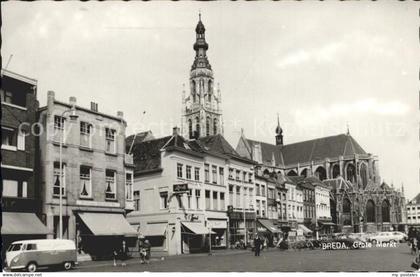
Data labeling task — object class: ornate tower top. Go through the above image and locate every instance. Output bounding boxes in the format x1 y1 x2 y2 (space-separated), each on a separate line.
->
192 13 211 71
275 113 283 146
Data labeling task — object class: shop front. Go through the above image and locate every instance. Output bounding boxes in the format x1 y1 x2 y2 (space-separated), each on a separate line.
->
181 221 213 254
207 218 228 249
76 212 138 260
228 211 256 247
318 219 335 235
257 219 282 247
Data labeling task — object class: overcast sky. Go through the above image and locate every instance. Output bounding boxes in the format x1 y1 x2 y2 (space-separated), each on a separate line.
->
2 2 419 200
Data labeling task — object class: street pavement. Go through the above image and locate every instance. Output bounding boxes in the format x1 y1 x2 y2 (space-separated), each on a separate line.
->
71 244 415 272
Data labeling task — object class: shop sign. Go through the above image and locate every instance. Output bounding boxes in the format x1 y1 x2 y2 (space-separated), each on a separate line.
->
173 183 188 193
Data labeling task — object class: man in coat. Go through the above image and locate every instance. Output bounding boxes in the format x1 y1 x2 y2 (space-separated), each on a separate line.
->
254 235 262 257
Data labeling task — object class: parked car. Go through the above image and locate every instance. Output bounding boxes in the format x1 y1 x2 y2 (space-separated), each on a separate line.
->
368 232 406 244
5 239 77 272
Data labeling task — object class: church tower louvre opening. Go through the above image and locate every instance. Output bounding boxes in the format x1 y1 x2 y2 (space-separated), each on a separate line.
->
182 13 223 139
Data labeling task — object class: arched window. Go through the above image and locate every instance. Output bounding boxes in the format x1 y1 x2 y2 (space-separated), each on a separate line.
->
208 80 212 93
213 119 218 135
346 163 356 183
343 198 351 213
188 119 193 139
332 164 340 178
300 168 308 177
366 200 375 223
287 170 297 176
263 169 270 176
381 200 390 222
360 163 368 189
195 117 200 138
315 166 327 181
192 80 196 95
206 117 210 137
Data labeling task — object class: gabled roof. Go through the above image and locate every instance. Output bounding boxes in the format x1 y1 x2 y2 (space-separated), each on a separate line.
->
197 134 256 164
130 134 203 175
126 131 154 152
245 139 285 167
409 193 420 204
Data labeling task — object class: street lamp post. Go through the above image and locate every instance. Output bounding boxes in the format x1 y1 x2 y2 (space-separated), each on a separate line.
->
58 107 78 239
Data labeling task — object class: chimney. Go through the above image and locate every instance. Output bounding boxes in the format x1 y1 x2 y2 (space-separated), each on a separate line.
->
47 90 55 115
90 102 98 112
69 96 77 107
173 126 180 136
117 111 124 118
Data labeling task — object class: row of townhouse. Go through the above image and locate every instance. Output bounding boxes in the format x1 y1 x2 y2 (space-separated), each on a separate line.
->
1 70 137 259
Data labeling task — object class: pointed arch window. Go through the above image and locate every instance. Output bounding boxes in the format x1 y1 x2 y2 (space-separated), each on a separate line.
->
360 163 368 189
381 200 390 222
206 117 210 136
80 166 92 198
332 164 340 178
195 116 200 138
188 119 193 139
213 119 218 135
366 200 375 223
346 163 356 183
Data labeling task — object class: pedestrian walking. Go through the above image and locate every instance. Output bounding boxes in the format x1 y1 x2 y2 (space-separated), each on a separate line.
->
254 235 262 257
139 239 151 264
114 240 129 267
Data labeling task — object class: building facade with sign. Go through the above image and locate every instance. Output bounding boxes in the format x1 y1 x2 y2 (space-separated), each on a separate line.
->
1 69 50 257
407 193 420 228
37 91 136 259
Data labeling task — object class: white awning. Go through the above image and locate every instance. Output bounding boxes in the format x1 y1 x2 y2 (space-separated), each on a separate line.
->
144 223 167 237
78 212 137 236
182 222 215 235
298 224 313 235
2 212 50 235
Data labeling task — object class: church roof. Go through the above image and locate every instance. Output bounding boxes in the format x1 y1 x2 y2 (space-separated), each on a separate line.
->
281 134 366 165
244 133 366 167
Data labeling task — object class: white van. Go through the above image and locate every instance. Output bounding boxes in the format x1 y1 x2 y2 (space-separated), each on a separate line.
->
5 239 77 272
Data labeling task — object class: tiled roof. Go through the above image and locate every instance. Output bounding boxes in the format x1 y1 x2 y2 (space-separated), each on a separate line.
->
198 134 256 164
130 134 202 174
130 136 172 174
126 131 154 152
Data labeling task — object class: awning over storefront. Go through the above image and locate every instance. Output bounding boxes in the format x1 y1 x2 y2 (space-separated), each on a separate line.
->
257 219 281 234
2 212 50 235
318 221 335 226
78 212 137 236
144 223 167 237
182 222 215 235
298 224 313 235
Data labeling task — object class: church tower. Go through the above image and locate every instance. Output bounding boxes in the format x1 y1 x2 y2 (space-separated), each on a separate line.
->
182 13 223 139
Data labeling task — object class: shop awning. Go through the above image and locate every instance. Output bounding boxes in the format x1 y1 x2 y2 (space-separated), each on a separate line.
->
182 222 215 235
318 221 335 226
257 219 281 234
78 212 137 236
298 224 313 235
144 223 167 237
2 212 50 235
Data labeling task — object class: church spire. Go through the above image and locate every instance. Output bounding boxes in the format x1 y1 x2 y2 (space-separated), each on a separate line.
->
275 113 283 146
